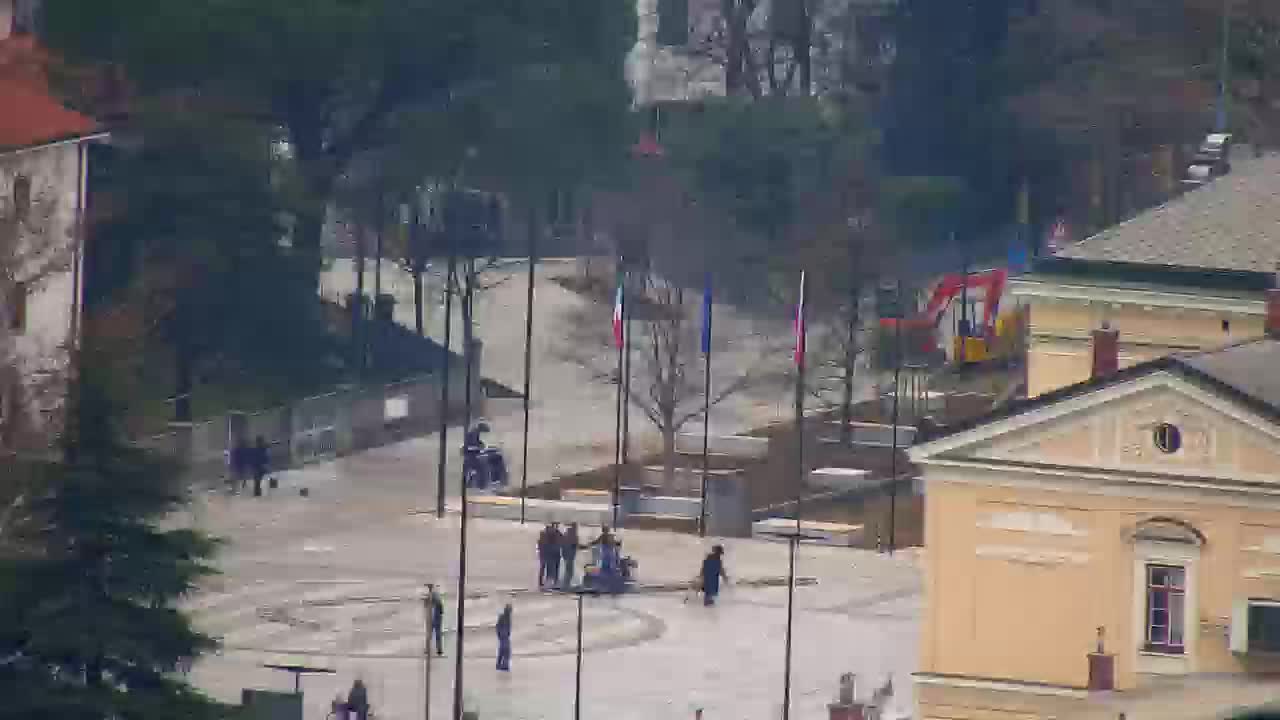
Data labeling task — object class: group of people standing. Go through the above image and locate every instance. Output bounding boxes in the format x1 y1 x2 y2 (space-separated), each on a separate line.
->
536 522 581 589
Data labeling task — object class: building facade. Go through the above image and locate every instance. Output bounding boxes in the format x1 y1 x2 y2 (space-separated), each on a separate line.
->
0 12 103 446
910 309 1280 719
1012 152 1280 399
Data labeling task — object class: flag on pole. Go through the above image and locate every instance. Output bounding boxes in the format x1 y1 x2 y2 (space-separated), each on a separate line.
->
612 265 625 349
701 272 713 355
794 271 807 367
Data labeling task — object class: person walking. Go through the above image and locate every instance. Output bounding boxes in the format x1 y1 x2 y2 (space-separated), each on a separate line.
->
427 584 445 656
249 435 269 498
545 523 562 587
700 545 729 606
495 603 513 671
536 524 552 588
560 522 580 589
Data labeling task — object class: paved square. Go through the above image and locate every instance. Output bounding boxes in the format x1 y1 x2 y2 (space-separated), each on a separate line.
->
185 483 921 720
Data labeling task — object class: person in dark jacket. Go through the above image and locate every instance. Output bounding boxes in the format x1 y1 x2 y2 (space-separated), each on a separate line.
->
544 523 562 587
249 435 269 497
347 678 370 720
427 584 445 656
536 524 552 588
495 603 513 671
560 522 580 589
700 545 729 606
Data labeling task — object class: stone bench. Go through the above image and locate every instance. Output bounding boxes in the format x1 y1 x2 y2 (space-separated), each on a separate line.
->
466 496 612 525
640 466 743 495
562 488 612 505
825 421 917 448
675 433 768 459
752 517 864 547
809 467 873 493
636 495 702 518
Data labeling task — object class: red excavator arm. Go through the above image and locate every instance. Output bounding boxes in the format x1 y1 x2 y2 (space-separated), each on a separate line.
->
879 269 1008 333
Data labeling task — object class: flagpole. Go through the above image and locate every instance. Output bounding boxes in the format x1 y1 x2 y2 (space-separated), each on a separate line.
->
783 271 806 720
794 271 807 534
612 258 625 528
520 206 537 525
888 276 903 555
452 258 475 720
622 266 633 466
436 255 455 519
699 273 712 537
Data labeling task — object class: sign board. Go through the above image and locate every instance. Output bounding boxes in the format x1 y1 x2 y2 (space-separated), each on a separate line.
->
384 395 409 422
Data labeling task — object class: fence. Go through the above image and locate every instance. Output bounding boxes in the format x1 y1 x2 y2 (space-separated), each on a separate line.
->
140 342 481 486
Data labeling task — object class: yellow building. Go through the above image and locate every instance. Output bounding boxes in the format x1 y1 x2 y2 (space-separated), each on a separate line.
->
1012 153 1280 398
910 315 1280 719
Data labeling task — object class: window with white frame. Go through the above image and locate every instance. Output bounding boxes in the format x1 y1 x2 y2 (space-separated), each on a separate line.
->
1145 564 1186 653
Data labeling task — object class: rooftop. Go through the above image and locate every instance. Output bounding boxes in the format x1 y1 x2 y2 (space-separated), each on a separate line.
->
920 337 1280 444
1055 152 1280 276
0 35 98 151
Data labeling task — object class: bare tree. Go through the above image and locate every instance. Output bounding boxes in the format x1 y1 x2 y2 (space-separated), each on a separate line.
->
560 269 784 487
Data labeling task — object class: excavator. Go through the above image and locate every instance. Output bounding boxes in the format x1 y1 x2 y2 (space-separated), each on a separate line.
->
878 268 1020 366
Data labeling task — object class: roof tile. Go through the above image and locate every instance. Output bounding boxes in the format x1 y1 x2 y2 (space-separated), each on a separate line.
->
1056 153 1280 275
0 35 98 151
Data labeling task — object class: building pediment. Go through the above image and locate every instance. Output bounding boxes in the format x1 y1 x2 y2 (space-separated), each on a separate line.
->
911 371 1280 488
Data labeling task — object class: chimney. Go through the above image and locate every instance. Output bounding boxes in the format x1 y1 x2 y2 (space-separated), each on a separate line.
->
1091 323 1119 380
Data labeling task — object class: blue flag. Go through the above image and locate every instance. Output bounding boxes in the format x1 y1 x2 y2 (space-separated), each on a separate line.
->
701 273 713 355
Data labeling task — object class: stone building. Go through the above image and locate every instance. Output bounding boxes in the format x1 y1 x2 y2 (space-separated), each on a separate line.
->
0 6 106 445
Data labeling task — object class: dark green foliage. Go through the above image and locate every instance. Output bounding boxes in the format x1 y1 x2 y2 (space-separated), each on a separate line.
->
0 359 222 720
92 111 337 406
42 0 637 284
882 0 1016 243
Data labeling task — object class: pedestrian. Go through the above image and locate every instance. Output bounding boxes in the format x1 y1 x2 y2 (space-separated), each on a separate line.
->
250 435 269 498
428 584 445 656
560 522 580 589
536 524 552 588
545 523 562 587
700 544 729 606
591 525 617 574
496 603 513 671
347 678 370 720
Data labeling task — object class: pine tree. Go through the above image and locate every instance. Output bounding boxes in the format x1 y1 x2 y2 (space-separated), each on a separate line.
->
0 355 223 720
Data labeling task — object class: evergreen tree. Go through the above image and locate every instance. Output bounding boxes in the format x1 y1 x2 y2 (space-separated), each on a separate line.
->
0 354 222 720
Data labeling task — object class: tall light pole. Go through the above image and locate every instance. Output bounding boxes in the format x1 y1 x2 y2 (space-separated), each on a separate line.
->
1218 0 1233 133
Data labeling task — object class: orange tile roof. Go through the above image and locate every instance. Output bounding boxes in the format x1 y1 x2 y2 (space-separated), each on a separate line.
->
0 35 98 151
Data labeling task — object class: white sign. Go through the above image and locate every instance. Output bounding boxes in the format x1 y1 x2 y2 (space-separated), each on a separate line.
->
384 395 409 422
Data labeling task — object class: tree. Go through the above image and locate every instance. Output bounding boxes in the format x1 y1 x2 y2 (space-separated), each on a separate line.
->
0 348 222 720
88 110 337 422
43 0 637 293
560 266 782 486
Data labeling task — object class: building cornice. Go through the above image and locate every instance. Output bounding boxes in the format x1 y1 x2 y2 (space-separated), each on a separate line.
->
1010 276 1265 316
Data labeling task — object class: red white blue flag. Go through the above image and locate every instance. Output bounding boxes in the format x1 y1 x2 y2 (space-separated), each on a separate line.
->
612 267 625 349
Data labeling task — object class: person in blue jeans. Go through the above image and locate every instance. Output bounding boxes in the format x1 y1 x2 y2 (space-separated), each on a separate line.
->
496 603 513 671
427 584 445 656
